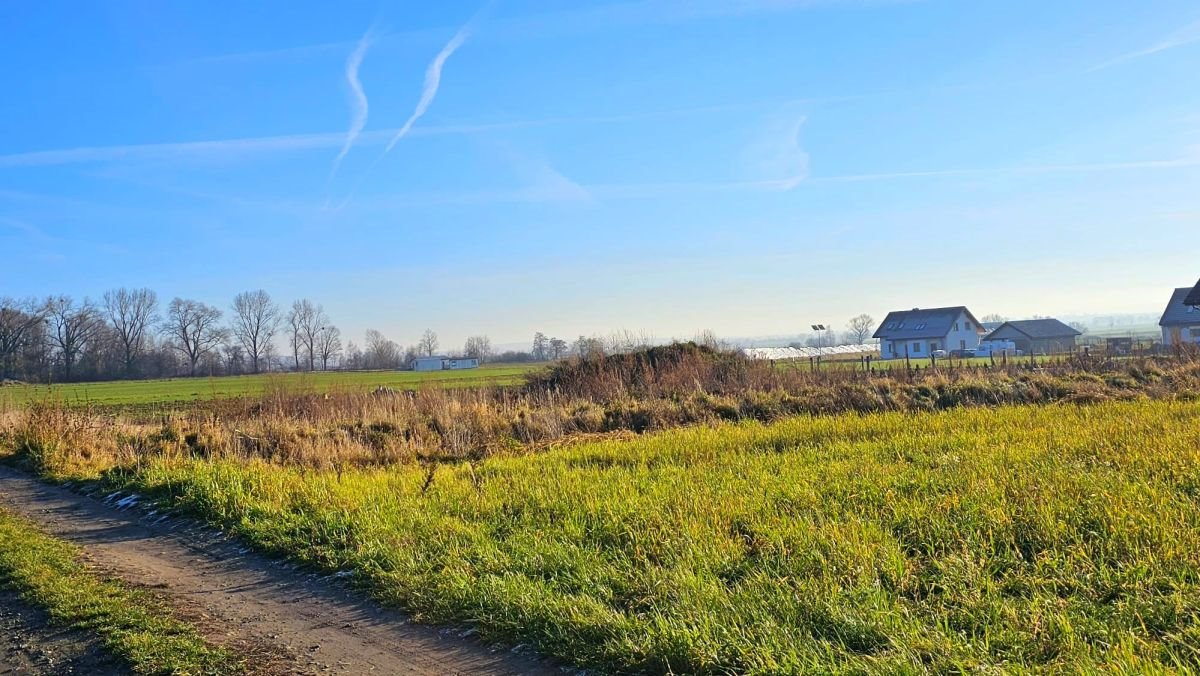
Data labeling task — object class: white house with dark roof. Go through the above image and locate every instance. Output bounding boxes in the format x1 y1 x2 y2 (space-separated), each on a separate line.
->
1159 281 1200 347
873 306 985 359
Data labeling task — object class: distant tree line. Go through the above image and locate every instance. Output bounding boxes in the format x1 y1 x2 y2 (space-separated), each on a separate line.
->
0 289 500 384
2 288 897 386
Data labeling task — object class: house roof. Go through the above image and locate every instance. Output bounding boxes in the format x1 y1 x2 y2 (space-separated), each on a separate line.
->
872 306 983 340
1184 279 1200 308
983 319 1081 342
1160 287 1200 326
413 355 451 361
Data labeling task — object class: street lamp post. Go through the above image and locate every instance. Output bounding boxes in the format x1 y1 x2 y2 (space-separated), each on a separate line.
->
811 324 828 367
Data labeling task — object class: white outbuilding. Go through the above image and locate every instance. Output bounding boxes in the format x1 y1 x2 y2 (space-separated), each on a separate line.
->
411 356 481 371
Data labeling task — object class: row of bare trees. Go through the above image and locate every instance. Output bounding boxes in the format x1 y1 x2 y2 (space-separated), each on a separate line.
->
2 287 508 384
0 290 350 382
338 330 497 371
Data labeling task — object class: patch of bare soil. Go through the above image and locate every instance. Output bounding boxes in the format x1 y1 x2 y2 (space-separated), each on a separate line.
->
0 589 124 676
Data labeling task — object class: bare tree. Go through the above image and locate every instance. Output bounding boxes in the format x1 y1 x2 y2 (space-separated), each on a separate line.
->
316 325 342 370
102 288 158 376
364 329 401 369
0 297 45 379
463 335 492 363
417 329 439 357
981 314 1007 324
230 290 280 373
402 344 419 366
532 332 549 361
572 335 606 359
223 343 246 375
45 296 103 381
286 301 305 371
286 299 323 371
300 304 328 371
342 340 362 370
549 337 568 360
846 314 876 344
162 298 227 376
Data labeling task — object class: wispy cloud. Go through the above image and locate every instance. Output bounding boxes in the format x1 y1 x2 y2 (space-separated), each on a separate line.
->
537 148 1200 201
0 216 125 260
743 114 810 190
503 150 593 204
329 26 377 182
0 99 822 169
0 216 48 239
68 147 1199 214
1088 18 1200 72
383 10 485 155
0 132 347 168
812 147 1200 183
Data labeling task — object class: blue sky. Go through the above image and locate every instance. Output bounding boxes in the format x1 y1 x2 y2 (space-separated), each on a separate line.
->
2 0 1198 348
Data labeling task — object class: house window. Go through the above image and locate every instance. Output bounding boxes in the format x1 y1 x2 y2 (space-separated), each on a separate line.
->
914 323 927 330
965 321 972 330
954 322 959 331
960 340 966 350
912 342 921 353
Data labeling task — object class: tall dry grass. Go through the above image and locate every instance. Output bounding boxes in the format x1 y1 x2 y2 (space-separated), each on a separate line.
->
3 343 1198 477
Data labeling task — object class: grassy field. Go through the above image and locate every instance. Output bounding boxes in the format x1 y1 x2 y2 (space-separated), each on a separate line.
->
0 507 240 675
15 398 1199 674
0 363 541 407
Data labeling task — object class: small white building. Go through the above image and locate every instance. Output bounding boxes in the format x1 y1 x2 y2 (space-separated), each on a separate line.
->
873 306 985 359
1159 282 1200 347
411 356 481 371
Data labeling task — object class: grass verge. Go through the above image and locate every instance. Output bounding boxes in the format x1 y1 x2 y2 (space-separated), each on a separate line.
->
0 507 242 675
64 398 1200 674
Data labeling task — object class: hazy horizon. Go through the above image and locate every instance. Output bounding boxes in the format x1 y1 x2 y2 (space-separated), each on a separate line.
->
3 1 1197 350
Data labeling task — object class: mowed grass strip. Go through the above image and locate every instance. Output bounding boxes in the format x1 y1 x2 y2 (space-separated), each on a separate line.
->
95 399 1200 674
1 363 541 407
0 508 242 675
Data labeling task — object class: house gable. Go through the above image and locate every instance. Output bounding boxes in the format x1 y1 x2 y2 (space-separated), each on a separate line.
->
1184 279 1200 308
1160 288 1200 327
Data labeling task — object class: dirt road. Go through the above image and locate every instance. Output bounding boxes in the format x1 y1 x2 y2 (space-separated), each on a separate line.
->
0 589 124 676
0 466 558 675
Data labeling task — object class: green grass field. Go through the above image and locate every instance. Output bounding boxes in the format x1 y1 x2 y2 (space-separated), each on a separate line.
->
60 398 1200 674
0 363 542 407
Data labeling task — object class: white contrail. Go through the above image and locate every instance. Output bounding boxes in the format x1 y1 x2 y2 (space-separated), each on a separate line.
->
384 19 475 154
1088 18 1200 72
329 27 375 180
327 6 488 211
